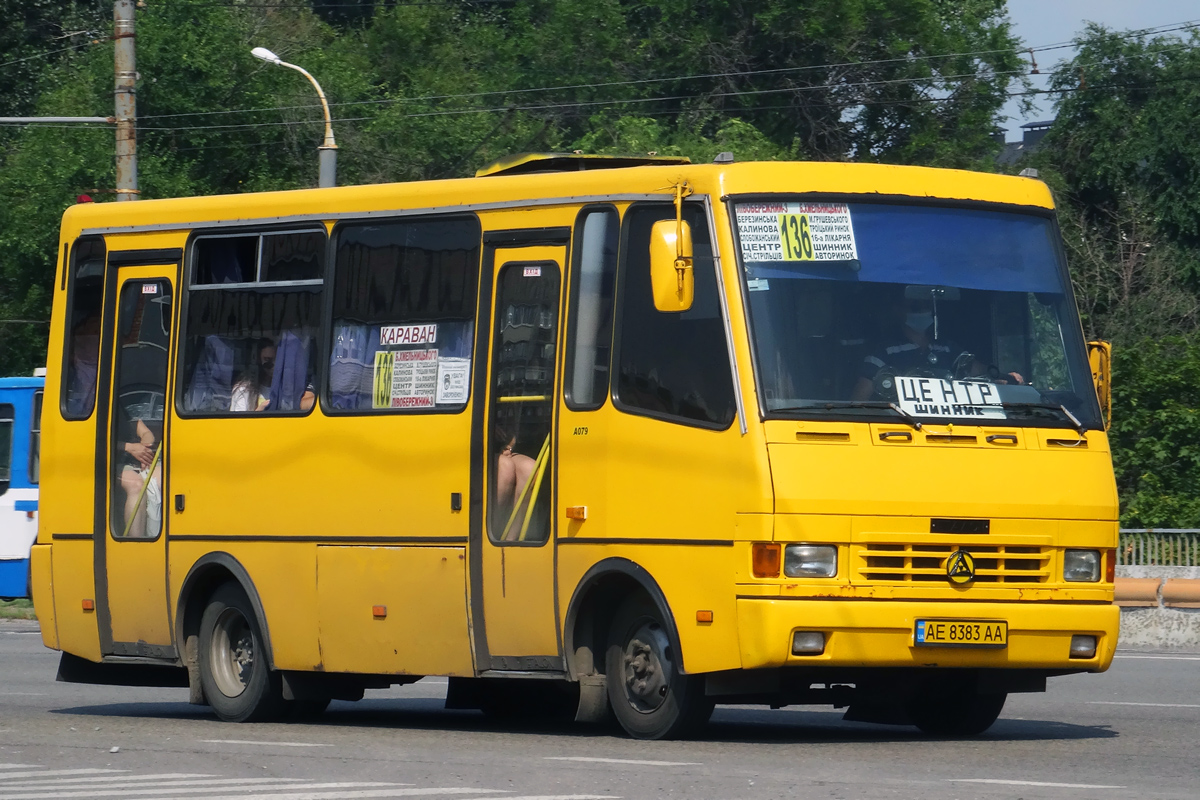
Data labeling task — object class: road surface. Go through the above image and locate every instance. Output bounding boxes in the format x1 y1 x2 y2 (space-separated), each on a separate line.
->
2 619 1198 799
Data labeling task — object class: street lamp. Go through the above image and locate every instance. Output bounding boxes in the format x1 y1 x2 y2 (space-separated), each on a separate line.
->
251 46 338 188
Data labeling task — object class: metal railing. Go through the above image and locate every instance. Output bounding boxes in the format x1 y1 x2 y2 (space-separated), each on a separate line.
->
1118 530 1200 567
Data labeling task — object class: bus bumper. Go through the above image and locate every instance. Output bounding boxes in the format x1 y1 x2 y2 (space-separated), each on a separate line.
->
736 598 1119 672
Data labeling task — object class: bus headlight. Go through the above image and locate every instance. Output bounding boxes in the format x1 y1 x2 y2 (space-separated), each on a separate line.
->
784 545 837 578
1063 549 1101 582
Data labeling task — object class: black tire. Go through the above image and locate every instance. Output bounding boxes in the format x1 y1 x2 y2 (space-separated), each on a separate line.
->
290 696 332 720
605 596 712 740
909 689 1007 736
198 582 286 722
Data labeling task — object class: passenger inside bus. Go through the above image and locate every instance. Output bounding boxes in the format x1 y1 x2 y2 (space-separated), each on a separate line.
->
494 426 537 540
65 307 101 417
118 417 162 539
229 339 276 412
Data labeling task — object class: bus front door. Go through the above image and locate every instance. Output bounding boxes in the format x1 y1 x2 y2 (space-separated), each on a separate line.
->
473 240 567 671
98 264 176 657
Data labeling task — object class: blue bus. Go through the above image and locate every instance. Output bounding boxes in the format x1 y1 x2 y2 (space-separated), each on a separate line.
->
0 373 44 599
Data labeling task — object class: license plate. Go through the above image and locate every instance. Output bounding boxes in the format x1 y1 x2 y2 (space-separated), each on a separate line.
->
915 619 1008 648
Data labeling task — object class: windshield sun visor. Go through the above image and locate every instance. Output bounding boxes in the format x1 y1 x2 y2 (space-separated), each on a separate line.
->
737 202 1065 295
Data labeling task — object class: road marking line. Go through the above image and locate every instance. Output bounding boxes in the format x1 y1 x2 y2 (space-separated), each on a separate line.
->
0 777 307 793
1087 701 1200 708
0 769 125 781
135 790 507 800
0 783 410 800
0 692 45 696
949 779 1125 789
458 796 619 800
0 765 39 770
544 757 700 767
200 739 334 748
1114 654 1200 661
0 774 217 789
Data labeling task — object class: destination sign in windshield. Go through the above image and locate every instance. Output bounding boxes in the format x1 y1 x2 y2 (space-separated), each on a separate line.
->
894 376 1007 420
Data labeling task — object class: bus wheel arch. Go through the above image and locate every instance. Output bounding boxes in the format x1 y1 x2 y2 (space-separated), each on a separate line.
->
564 558 681 681
564 558 711 737
175 553 275 706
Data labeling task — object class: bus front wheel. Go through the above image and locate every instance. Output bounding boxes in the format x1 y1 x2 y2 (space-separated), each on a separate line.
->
198 583 285 722
605 596 712 740
909 689 1007 736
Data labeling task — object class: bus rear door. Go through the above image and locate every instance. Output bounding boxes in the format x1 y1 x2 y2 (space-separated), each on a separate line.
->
97 256 178 657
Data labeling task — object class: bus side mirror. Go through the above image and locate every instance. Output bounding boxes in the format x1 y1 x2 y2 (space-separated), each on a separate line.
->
649 219 694 312
1088 340 1111 430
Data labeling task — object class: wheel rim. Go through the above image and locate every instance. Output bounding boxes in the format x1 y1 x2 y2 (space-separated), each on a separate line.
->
620 620 673 713
209 607 254 698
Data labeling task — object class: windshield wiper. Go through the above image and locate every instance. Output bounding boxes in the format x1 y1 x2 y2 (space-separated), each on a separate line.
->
1001 402 1087 436
771 401 923 430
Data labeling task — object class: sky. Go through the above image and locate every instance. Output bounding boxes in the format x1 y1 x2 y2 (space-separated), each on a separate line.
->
1000 0 1198 139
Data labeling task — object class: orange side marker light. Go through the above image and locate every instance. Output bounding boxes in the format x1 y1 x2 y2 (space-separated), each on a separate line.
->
81 599 95 612
565 506 588 520
372 605 387 619
696 610 714 624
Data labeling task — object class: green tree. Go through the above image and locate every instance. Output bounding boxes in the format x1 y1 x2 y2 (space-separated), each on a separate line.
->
1111 337 1200 527
1046 25 1200 252
1 0 1027 376
1035 26 1200 526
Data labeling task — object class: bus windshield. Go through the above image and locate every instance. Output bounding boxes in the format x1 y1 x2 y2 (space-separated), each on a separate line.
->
734 200 1102 429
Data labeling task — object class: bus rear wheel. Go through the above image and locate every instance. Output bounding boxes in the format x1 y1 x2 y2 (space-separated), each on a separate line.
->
605 596 712 740
198 583 285 722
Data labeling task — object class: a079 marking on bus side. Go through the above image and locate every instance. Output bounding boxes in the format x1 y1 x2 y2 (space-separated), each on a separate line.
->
572 426 589 436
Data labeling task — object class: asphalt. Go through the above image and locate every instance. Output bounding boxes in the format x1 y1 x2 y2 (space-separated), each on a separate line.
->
1 619 1198 800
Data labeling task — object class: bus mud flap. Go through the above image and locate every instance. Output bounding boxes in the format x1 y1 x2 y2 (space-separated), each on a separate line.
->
184 634 205 705
574 674 610 724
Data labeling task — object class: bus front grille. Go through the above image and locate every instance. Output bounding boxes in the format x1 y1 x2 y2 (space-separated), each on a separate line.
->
856 543 1051 583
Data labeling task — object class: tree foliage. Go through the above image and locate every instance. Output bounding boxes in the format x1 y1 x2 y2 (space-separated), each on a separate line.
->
1111 338 1200 527
1034 26 1200 524
0 0 1025 375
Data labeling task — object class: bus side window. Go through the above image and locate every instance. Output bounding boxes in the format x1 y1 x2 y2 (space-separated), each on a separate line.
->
179 230 326 415
327 215 481 413
564 206 619 410
61 236 107 420
0 404 12 496
613 204 736 428
29 391 41 484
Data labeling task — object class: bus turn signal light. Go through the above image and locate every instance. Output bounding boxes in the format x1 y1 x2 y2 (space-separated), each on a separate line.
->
372 605 387 619
696 610 713 624
81 599 95 612
752 543 781 578
1105 549 1116 583
565 506 587 520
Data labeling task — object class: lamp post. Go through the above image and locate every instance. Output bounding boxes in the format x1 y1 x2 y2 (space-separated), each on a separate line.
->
251 46 337 188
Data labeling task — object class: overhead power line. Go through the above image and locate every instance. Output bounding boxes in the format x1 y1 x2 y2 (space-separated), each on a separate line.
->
131 37 1196 136
135 18 1200 124
0 36 104 70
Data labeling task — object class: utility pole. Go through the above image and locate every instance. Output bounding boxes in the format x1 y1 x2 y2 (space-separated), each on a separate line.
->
114 0 137 201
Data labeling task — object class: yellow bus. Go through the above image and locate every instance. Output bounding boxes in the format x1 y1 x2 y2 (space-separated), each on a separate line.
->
31 154 1119 739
